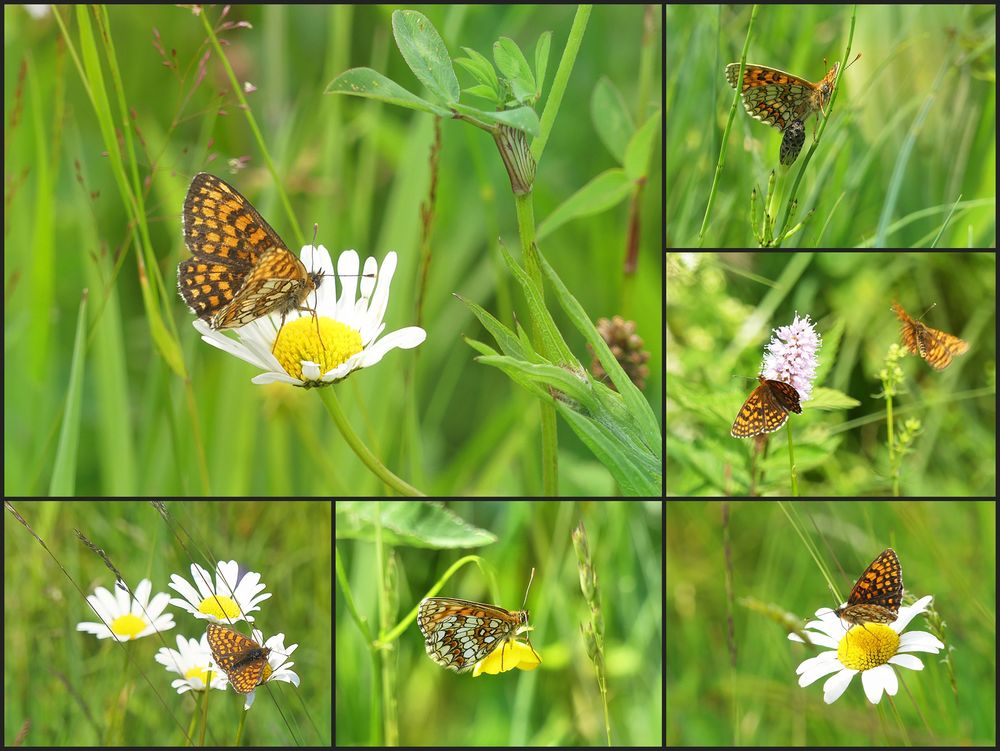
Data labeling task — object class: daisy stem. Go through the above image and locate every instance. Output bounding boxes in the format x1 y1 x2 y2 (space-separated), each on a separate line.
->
316 388 425 496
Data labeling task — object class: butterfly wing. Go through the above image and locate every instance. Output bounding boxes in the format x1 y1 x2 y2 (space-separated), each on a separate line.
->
731 377 801 438
764 379 802 415
915 323 968 370
844 548 903 613
892 302 921 356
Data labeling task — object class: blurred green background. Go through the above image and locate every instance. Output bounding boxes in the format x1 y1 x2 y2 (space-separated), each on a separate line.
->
666 4 996 247
666 251 996 496
3 500 331 745
3 5 661 496
666 500 996 746
335 500 663 745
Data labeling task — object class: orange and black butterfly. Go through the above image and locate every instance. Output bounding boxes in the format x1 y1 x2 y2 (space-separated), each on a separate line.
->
206 623 272 694
731 375 802 438
892 302 968 370
833 548 903 630
177 173 321 331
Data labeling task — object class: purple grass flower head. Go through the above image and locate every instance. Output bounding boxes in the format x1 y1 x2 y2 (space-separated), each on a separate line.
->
760 313 821 401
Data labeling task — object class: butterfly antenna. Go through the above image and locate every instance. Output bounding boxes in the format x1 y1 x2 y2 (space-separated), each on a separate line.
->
520 567 536 611
309 224 324 348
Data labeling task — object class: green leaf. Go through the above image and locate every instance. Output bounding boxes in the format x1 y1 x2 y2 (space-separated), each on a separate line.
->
493 36 535 105
534 31 551 100
391 9 460 104
326 67 451 116
457 46 500 99
537 169 633 240
336 501 498 548
624 109 660 181
450 102 540 136
458 246 661 495
591 76 634 163
462 84 500 102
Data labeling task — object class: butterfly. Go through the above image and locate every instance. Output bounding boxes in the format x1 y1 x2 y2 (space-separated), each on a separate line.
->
206 623 272 694
177 173 321 331
832 548 903 631
416 571 540 675
892 301 969 370
730 376 802 438
417 598 540 674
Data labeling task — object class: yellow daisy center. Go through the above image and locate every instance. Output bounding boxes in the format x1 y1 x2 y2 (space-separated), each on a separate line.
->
837 622 900 670
273 316 363 382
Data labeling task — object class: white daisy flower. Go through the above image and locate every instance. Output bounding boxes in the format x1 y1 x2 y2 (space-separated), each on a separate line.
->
76 578 175 641
154 632 228 694
191 246 426 387
791 595 942 704
168 560 271 624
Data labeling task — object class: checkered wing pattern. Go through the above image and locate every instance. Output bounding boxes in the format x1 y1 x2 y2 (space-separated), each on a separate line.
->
206 623 271 694
833 548 904 626
725 62 839 131
730 376 802 438
208 246 316 328
177 173 319 329
417 598 527 673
